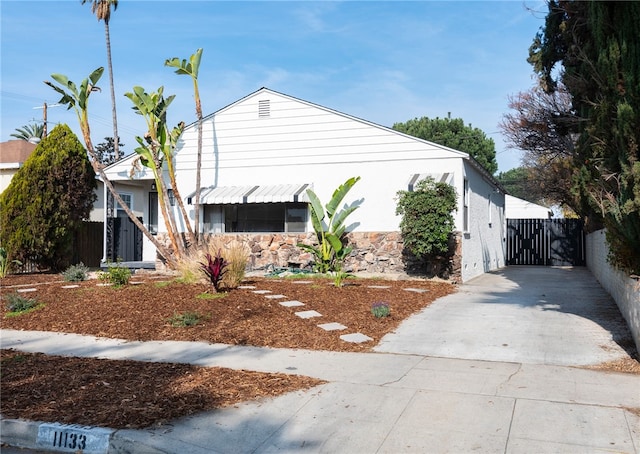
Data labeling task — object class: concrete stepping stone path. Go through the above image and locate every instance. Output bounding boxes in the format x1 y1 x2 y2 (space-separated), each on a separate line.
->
60 285 79 289
16 288 37 293
295 310 322 319
279 300 305 307
238 285 256 289
252 289 272 294
264 294 287 299
340 333 373 343
404 288 429 293
318 322 347 331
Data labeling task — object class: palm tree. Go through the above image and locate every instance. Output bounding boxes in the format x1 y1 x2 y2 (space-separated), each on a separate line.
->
81 0 121 161
10 123 44 142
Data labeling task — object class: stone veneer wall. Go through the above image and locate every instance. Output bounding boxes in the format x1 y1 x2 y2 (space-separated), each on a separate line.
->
156 231 462 281
585 229 640 354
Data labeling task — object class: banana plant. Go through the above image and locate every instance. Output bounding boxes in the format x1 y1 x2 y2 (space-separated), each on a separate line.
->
45 68 178 268
125 86 196 255
166 48 204 245
299 176 362 275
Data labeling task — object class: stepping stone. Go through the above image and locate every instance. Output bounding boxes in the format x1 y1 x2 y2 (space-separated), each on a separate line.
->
265 294 287 299
252 289 272 294
340 333 373 343
279 300 305 307
97 283 113 287
238 285 256 289
318 322 347 331
404 288 429 293
295 310 322 319
16 288 37 293
61 285 79 289
367 285 391 289
130 281 143 285
292 281 313 284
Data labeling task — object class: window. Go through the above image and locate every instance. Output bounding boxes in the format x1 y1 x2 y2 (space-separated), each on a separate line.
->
148 191 158 233
214 202 307 233
463 179 469 232
117 193 132 218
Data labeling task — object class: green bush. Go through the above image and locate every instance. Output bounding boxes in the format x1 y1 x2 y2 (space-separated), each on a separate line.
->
4 293 41 314
62 262 90 282
0 124 97 271
99 262 131 287
396 177 457 259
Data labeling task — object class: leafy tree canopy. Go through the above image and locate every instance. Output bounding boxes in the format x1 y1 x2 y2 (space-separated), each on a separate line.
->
0 124 97 271
95 136 124 166
393 115 498 174
528 0 640 273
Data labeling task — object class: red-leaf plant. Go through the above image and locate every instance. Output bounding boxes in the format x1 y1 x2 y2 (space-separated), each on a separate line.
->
200 250 228 292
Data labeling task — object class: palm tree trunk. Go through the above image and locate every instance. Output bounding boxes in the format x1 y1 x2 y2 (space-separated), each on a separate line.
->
104 20 120 160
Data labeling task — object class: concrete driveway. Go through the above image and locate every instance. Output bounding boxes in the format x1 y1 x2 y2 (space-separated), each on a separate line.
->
375 266 635 367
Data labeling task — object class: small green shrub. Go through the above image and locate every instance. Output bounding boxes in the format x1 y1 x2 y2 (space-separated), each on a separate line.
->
4 293 42 315
168 311 206 327
62 262 90 282
371 302 390 318
0 247 22 278
99 261 131 287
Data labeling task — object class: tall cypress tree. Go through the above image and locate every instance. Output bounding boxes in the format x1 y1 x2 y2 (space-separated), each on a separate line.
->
0 124 97 270
529 1 640 273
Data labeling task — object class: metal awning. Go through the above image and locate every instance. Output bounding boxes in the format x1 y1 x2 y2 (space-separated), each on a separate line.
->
407 173 454 191
188 184 311 204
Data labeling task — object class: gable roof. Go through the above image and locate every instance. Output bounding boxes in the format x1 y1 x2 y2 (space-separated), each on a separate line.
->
0 140 37 164
187 87 503 191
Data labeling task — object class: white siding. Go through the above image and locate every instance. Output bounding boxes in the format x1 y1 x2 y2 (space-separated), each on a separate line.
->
505 194 552 219
172 89 468 233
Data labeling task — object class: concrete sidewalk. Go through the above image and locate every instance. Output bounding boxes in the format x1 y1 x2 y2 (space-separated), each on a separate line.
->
2 266 640 453
2 329 639 453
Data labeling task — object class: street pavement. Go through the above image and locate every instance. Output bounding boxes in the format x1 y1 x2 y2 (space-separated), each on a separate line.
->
1 266 639 453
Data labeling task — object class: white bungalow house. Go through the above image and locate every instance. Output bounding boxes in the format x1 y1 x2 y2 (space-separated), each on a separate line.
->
101 88 506 282
0 140 37 194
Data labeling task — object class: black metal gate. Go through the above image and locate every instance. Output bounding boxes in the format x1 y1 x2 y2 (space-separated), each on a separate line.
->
507 219 585 266
107 216 143 262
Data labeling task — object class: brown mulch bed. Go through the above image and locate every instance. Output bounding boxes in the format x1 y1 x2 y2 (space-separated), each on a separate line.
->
0 272 454 428
1 349 323 429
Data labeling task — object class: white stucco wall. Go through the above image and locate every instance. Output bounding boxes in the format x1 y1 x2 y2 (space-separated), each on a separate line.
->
460 161 506 282
586 229 640 353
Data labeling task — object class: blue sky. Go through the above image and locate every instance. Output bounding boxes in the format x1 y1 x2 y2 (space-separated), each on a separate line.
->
1 0 547 172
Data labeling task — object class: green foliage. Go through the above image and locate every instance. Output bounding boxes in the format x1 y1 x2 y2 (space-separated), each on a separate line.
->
529 1 640 273
4 293 42 315
298 177 362 274
95 137 124 165
496 167 533 201
393 116 497 174
0 124 97 271
10 123 44 142
98 261 131 286
62 262 90 282
371 302 390 318
0 247 22 278
168 311 206 327
396 177 457 259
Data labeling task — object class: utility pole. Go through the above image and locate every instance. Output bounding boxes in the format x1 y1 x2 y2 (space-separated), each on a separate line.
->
33 102 61 138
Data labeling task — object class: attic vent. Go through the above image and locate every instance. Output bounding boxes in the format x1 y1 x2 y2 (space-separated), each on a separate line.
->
258 100 270 118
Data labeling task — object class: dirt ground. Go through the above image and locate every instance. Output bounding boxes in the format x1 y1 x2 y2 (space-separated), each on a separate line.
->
1 271 638 429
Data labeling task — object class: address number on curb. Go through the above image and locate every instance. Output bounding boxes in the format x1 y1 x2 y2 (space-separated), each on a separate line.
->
37 423 112 454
